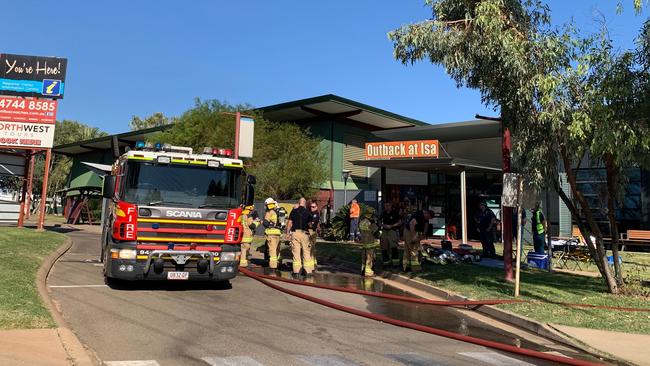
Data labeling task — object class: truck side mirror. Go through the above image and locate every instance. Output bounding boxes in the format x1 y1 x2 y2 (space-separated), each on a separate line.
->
102 175 116 199
244 175 256 205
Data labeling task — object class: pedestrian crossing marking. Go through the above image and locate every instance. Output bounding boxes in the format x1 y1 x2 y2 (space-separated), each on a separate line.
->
295 354 360 366
458 352 534 366
104 361 160 366
202 356 265 366
386 352 448 365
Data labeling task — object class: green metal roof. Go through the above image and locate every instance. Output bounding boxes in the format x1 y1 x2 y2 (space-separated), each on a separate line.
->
53 124 173 156
260 94 428 128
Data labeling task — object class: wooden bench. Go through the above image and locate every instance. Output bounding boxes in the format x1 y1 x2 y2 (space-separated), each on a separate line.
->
622 230 650 251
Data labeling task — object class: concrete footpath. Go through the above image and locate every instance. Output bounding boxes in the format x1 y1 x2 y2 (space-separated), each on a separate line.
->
0 329 71 366
0 224 97 366
551 325 650 366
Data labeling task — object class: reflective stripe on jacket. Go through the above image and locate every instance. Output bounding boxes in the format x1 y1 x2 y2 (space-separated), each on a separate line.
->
264 210 281 235
535 210 545 234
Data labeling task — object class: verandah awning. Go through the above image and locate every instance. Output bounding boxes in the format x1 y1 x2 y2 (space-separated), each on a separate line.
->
351 157 501 172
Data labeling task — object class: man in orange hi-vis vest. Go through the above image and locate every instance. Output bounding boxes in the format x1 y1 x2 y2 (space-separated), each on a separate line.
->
349 199 361 242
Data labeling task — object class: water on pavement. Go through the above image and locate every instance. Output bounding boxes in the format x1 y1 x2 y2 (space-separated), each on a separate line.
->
251 267 616 366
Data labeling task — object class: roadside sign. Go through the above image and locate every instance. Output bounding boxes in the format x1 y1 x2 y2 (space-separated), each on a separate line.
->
0 120 55 149
502 173 537 208
0 54 67 99
237 115 254 158
0 96 57 124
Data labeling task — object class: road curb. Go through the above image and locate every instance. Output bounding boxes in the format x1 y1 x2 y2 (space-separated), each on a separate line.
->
36 235 99 366
325 256 631 365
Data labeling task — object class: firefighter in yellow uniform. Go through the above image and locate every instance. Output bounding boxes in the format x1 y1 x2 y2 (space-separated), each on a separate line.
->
359 211 380 277
403 209 431 273
239 205 259 268
262 198 282 269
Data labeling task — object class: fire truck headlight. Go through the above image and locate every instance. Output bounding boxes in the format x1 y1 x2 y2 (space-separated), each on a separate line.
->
221 252 236 262
118 249 137 260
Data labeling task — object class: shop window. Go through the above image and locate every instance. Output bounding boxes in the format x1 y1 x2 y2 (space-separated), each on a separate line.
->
573 167 642 233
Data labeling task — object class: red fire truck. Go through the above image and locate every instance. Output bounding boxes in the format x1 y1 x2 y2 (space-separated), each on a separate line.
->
100 142 255 286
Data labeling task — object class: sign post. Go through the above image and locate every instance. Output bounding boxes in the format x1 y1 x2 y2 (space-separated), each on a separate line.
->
16 153 31 228
514 177 524 297
25 153 35 219
36 149 52 231
503 173 525 296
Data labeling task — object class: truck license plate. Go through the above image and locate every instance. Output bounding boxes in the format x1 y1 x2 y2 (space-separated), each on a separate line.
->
167 271 189 280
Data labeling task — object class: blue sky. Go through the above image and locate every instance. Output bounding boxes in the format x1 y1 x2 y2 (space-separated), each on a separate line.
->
3 1 646 133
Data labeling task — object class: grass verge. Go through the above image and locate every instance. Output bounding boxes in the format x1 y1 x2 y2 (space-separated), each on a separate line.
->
0 227 66 329
317 241 650 335
493 242 650 281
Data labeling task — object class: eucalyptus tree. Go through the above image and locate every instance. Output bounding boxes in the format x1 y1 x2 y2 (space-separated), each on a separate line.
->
390 0 650 293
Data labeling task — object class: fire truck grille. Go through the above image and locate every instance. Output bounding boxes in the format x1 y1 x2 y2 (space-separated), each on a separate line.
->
136 220 227 242
138 222 226 231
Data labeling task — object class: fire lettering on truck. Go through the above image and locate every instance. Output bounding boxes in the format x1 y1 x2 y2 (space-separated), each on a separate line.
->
125 207 136 239
165 210 203 219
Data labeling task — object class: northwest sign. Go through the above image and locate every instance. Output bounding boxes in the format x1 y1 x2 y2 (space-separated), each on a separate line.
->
0 121 55 149
0 96 57 124
0 54 67 98
365 140 440 159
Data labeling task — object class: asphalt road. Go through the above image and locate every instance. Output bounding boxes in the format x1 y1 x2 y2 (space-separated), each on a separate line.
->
48 229 591 366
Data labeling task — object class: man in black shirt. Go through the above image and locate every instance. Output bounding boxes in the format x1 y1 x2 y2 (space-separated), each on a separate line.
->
308 202 321 270
286 198 313 279
379 202 401 268
474 201 497 258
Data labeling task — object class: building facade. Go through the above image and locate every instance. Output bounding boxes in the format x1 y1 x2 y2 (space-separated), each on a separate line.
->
54 94 649 238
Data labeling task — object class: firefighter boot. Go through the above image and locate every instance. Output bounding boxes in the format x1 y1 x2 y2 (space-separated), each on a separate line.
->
381 250 390 267
391 248 401 268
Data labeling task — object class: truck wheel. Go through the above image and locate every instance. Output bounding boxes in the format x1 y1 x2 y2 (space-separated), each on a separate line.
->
100 233 110 263
214 280 232 290
104 274 119 288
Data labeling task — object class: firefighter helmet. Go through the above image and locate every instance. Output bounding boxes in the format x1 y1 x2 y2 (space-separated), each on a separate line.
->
242 205 254 215
265 197 277 206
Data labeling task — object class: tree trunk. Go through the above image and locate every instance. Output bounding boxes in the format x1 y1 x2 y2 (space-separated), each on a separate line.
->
558 142 618 294
605 154 624 286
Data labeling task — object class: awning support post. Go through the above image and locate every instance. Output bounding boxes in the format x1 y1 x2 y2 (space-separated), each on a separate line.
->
461 169 468 244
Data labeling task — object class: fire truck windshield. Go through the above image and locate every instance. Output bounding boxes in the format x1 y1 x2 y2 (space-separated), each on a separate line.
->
122 161 242 209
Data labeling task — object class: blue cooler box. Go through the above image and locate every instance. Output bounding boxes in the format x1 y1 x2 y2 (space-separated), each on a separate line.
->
527 252 549 269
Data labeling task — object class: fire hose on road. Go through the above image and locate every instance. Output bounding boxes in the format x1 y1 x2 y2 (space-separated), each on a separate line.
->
239 267 606 366
243 268 650 313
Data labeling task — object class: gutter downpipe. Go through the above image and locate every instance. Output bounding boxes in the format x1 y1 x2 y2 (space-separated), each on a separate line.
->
328 119 334 224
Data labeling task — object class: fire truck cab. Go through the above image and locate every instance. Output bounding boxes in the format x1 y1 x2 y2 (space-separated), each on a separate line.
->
100 142 255 286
